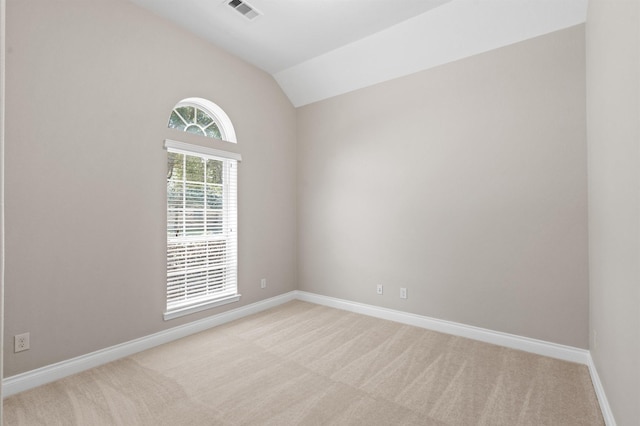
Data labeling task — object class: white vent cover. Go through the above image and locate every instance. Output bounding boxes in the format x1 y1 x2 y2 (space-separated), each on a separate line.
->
228 0 261 20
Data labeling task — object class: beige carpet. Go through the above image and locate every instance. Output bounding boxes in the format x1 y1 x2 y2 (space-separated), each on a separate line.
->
4 301 604 425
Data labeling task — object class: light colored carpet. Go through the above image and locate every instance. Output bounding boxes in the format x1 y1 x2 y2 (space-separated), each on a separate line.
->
4 300 604 425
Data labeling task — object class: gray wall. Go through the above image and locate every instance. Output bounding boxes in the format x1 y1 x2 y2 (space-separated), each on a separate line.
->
6 1 620 410
297 25 589 348
4 0 297 377
586 0 640 424
5 1 638 420
1 0 6 411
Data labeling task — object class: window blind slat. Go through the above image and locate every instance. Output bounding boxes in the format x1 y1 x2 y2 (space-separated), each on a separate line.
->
166 149 238 314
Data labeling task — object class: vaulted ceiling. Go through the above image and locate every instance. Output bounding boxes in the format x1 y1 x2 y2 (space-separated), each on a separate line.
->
130 0 588 106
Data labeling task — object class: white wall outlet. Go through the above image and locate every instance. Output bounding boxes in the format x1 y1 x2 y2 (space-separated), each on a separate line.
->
260 278 267 289
376 284 383 295
15 332 30 353
400 287 407 299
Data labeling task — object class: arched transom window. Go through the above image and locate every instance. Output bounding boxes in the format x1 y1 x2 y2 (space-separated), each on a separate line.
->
168 97 237 143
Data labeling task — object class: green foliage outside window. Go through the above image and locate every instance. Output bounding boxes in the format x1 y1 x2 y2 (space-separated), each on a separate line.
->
168 105 223 139
167 152 224 237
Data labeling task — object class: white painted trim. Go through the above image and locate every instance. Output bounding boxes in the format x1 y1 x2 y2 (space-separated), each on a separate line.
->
175 97 237 143
163 294 241 321
3 289 606 412
587 354 617 426
2 292 296 397
294 291 590 364
164 139 242 162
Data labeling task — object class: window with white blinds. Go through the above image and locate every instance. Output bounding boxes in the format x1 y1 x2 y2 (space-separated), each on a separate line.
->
164 140 240 320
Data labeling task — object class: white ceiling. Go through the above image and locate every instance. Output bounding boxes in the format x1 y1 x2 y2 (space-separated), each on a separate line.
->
130 0 589 107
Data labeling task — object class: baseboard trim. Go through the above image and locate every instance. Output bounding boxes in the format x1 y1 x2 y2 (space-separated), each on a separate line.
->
3 288 613 425
2 291 297 397
299 291 615 423
295 291 590 364
587 354 617 426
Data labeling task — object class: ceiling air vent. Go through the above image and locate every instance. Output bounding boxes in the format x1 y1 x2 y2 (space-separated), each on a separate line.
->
228 0 261 21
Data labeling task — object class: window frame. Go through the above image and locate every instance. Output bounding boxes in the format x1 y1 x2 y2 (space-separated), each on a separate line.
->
168 98 238 143
163 139 242 321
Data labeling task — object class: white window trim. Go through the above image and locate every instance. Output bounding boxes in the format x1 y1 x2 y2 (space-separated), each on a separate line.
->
164 140 241 321
173 97 237 143
163 294 241 321
164 139 242 162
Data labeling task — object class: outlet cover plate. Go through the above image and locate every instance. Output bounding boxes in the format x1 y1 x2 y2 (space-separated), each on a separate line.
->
15 332 30 353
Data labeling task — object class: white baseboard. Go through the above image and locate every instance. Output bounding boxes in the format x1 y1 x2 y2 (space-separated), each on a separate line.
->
296 291 616 424
2 289 615 426
587 354 617 426
295 291 590 364
2 291 297 397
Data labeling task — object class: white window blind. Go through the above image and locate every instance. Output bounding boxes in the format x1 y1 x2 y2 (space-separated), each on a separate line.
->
165 140 240 319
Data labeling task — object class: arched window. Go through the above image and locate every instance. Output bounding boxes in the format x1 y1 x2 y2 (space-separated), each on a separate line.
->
168 97 237 143
164 98 241 320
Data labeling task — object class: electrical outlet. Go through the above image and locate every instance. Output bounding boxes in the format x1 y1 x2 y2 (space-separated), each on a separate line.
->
376 284 383 295
15 332 30 353
260 278 267 289
400 288 407 299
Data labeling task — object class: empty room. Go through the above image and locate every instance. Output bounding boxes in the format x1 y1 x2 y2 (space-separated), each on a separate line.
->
0 0 638 425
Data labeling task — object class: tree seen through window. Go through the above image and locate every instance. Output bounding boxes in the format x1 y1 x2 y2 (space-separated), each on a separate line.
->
169 105 223 139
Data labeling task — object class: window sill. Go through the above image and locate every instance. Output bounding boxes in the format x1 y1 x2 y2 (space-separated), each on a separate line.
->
163 294 241 321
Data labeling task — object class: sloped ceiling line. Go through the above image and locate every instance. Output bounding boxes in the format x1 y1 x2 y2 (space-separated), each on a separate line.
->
130 0 588 107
